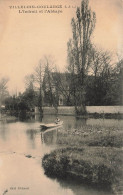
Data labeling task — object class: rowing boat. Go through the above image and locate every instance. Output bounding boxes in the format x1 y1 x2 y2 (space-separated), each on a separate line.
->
40 121 63 130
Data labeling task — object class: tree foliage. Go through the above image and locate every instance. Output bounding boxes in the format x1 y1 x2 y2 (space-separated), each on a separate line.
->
86 56 123 106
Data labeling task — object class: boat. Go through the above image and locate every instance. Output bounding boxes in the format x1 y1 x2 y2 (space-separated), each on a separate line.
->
40 121 63 130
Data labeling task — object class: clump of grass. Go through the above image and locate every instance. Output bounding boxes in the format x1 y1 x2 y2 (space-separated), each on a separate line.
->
42 147 123 189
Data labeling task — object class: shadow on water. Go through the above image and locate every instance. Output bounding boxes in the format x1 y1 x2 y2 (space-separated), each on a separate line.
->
55 177 113 195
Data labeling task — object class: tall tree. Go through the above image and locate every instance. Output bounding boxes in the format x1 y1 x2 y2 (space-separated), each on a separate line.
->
67 0 96 114
34 59 45 120
34 56 57 118
0 77 9 106
24 74 37 109
43 56 55 106
52 71 72 106
24 74 35 90
43 56 59 114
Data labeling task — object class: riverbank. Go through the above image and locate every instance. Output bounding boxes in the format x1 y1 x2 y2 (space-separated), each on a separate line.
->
42 125 123 194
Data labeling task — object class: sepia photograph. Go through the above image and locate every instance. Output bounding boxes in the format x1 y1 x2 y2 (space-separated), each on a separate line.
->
0 0 123 194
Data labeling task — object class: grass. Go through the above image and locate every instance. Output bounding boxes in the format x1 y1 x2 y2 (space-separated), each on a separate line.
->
56 125 123 148
42 124 123 194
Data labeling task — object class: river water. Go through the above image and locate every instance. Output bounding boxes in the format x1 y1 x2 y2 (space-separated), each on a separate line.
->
0 116 122 195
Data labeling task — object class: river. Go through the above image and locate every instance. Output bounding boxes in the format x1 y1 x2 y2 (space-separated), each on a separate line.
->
0 115 122 195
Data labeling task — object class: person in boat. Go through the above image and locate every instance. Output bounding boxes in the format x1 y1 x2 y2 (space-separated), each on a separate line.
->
55 117 60 124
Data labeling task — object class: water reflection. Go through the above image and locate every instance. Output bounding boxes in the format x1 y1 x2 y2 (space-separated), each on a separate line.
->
26 129 38 149
0 123 10 141
57 178 113 195
41 128 59 145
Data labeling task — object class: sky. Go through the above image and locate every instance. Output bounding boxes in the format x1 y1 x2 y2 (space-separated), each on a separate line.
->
0 0 122 94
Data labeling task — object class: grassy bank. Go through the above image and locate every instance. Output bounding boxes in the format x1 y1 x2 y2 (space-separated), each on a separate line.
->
56 125 123 148
42 125 123 194
42 147 122 190
87 113 123 119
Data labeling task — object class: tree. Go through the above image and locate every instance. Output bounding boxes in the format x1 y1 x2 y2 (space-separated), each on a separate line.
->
105 58 123 105
67 0 96 114
85 49 123 106
42 56 59 114
0 77 9 106
24 73 37 109
52 72 72 106
86 48 113 105
43 56 55 106
24 74 35 90
34 56 57 118
34 59 45 120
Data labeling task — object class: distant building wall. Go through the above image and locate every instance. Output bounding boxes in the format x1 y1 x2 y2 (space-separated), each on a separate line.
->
35 106 123 115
